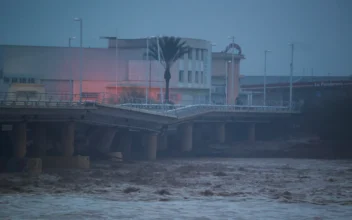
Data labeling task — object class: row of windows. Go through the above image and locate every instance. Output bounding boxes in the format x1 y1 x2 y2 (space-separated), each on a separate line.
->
178 70 207 84
2 77 36 84
182 49 207 61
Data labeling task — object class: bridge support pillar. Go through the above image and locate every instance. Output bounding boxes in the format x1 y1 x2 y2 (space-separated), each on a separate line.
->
158 135 168 151
13 122 27 158
99 128 118 154
178 123 193 152
32 123 47 157
248 123 256 142
216 123 226 143
120 131 132 161
61 122 75 157
146 133 157 160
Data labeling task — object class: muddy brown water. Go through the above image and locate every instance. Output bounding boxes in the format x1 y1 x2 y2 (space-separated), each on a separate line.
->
1 158 352 219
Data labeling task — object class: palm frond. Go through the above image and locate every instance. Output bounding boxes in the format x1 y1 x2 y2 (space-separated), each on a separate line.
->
147 36 189 68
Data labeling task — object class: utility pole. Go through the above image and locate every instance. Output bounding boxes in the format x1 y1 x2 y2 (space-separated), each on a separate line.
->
68 37 75 99
145 38 149 104
289 43 294 110
264 50 271 106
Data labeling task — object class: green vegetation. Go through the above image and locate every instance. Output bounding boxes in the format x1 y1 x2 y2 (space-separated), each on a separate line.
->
147 36 189 103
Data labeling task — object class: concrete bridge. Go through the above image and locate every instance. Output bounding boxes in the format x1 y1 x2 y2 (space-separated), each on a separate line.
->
0 92 299 172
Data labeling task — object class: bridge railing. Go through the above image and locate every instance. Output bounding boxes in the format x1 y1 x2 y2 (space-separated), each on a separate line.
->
0 91 301 116
93 92 301 116
0 92 95 108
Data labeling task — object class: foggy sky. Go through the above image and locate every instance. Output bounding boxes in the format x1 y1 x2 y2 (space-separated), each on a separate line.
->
1 0 351 76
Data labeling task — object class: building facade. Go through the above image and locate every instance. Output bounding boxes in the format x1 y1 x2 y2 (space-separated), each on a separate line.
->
211 43 244 105
0 37 246 105
239 75 352 106
0 37 213 105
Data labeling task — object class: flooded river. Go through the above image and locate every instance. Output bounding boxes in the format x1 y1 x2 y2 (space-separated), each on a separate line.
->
1 158 352 219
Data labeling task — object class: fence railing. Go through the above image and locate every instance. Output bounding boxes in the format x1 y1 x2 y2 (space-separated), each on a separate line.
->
0 92 94 108
0 92 301 116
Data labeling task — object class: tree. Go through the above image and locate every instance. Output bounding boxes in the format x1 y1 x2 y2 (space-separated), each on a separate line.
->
147 36 189 103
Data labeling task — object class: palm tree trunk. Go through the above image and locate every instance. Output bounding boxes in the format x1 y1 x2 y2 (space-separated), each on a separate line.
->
165 79 170 103
164 68 171 103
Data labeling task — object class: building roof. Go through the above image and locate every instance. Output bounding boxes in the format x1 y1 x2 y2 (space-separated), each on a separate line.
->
240 75 351 86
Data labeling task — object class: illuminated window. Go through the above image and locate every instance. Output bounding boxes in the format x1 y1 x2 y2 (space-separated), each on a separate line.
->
188 71 192 83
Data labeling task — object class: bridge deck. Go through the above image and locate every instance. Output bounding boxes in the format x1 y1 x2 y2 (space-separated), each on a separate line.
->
0 92 300 132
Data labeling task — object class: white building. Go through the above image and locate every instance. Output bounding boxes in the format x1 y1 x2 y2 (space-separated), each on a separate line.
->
0 37 213 105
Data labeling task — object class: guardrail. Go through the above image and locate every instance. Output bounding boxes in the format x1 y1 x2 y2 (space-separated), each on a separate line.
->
0 92 301 117
0 92 95 108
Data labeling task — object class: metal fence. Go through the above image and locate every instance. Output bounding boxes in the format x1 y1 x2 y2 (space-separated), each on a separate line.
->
0 92 92 108
0 92 301 117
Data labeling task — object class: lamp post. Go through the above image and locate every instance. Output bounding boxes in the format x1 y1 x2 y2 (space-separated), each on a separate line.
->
68 36 75 99
289 43 294 110
145 36 154 104
228 36 235 104
74 18 83 101
156 35 163 104
115 30 118 97
209 43 216 104
264 50 271 106
225 60 231 105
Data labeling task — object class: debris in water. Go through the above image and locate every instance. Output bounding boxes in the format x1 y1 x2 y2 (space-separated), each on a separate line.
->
123 187 140 194
201 190 214 196
213 171 227 176
156 189 171 195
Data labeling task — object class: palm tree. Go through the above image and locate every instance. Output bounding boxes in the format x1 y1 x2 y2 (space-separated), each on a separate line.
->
147 36 189 103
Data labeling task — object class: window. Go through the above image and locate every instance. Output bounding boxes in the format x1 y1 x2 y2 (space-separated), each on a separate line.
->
178 70 184 82
11 77 18 83
20 78 27 83
195 49 199 60
188 49 192 60
204 73 207 84
200 50 204 61
200 71 204 84
188 71 192 83
195 71 199 83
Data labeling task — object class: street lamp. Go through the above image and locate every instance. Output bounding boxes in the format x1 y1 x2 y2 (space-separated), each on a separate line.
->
228 36 235 105
264 50 271 106
145 36 155 104
68 36 76 98
74 17 83 101
225 60 231 105
156 35 163 104
209 43 216 104
289 43 294 110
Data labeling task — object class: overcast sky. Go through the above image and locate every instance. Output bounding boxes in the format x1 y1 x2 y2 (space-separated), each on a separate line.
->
1 0 351 76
